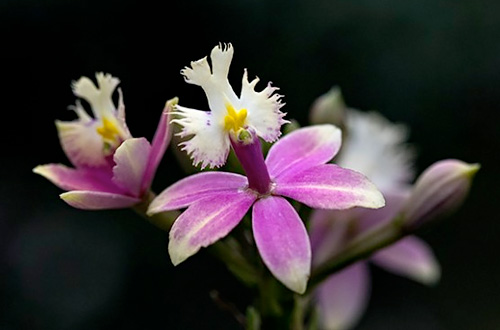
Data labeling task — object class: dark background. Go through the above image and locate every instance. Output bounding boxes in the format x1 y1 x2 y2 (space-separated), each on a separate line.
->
2 0 499 329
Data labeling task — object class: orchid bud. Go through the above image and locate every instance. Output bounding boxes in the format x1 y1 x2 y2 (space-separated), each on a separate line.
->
402 159 480 230
309 86 346 128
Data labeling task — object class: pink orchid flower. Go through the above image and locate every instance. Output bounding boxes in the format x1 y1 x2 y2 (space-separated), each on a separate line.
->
311 159 478 330
148 125 385 294
310 191 439 330
309 91 477 329
308 99 438 330
33 73 175 210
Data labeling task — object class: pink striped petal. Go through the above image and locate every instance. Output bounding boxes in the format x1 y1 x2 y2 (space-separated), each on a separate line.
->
148 171 248 215
252 196 311 293
275 164 385 210
112 138 151 197
168 191 256 265
141 99 175 192
317 262 370 330
265 125 341 179
371 236 441 285
60 191 140 210
33 164 122 194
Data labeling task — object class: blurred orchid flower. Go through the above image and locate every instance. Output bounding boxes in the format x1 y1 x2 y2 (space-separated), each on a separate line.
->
309 96 439 330
172 43 287 169
33 73 175 210
149 125 385 294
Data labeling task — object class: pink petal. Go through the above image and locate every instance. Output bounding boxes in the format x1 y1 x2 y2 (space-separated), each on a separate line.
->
60 191 140 210
112 138 151 197
147 171 248 215
141 99 175 192
33 164 123 194
371 236 441 285
265 125 341 179
168 191 256 265
275 164 385 210
252 196 311 293
317 262 370 330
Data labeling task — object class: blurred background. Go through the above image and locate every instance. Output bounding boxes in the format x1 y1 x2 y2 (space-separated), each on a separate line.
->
2 0 499 329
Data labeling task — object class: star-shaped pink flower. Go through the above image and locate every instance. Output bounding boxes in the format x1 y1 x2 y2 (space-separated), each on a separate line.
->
148 125 385 293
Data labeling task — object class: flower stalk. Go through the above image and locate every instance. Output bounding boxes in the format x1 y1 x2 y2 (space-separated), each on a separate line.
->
132 191 180 231
308 215 405 292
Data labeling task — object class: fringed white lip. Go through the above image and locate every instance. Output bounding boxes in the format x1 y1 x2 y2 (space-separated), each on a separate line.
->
173 43 287 169
57 73 131 168
336 109 415 192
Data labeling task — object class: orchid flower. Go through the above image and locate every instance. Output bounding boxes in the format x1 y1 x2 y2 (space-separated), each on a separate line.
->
172 43 287 169
148 44 384 293
33 73 175 210
308 101 441 330
149 124 385 293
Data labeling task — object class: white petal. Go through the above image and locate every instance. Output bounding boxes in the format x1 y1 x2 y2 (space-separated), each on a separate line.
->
182 56 212 87
181 43 238 119
71 72 120 119
172 106 230 169
67 100 92 123
55 119 109 168
210 42 234 85
241 69 287 142
336 109 415 191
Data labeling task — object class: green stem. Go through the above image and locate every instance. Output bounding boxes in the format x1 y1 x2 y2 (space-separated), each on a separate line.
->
208 237 259 286
132 191 179 231
308 216 407 292
290 294 310 330
258 273 283 317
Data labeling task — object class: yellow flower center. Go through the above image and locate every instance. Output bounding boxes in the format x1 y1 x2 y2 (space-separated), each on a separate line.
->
96 117 121 143
224 104 247 133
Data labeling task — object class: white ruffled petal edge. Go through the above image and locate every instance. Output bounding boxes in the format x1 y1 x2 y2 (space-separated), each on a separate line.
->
181 43 238 119
172 106 230 169
72 72 120 118
241 69 287 142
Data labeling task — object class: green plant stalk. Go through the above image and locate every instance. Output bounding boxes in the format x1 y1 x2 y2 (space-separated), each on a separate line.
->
132 191 179 230
308 215 407 292
290 294 311 330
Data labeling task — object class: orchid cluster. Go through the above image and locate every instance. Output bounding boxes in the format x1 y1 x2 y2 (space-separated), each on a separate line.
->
34 44 479 329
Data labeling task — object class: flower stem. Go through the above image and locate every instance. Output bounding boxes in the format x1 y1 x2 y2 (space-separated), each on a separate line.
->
132 191 179 231
208 237 259 286
290 294 310 330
